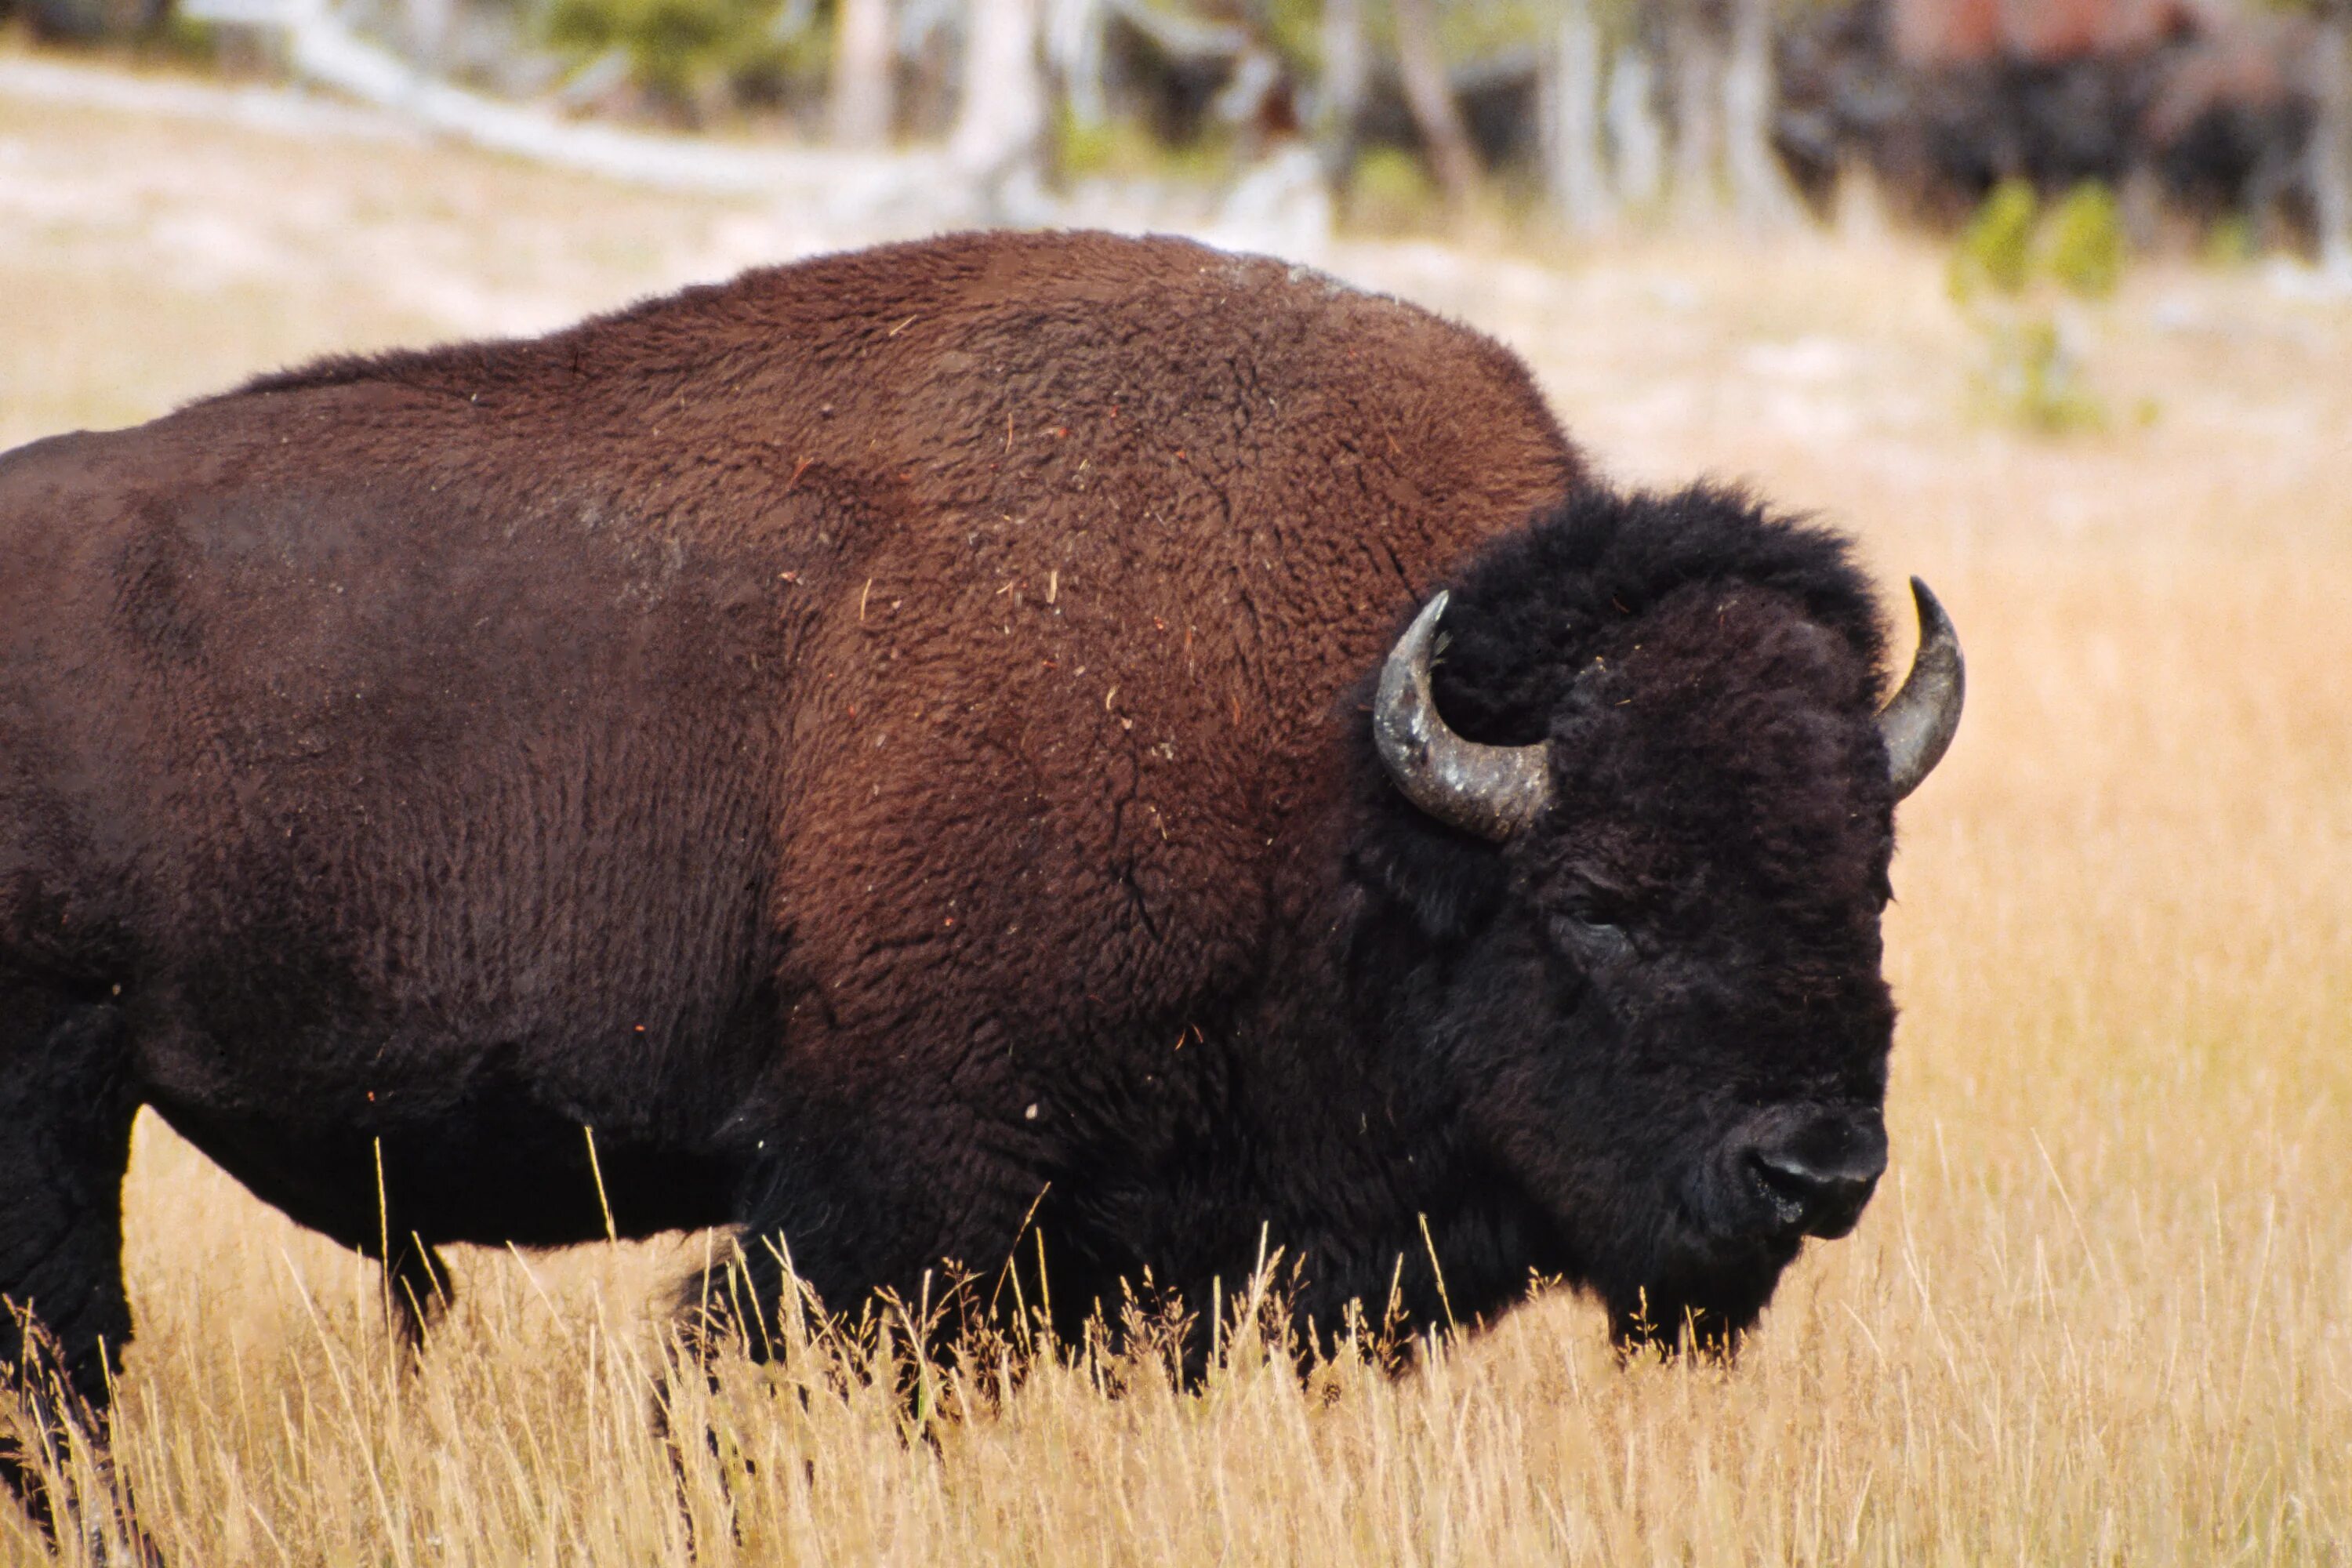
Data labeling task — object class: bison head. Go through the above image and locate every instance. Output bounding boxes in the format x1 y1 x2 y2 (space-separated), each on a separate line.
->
1352 486 1961 1351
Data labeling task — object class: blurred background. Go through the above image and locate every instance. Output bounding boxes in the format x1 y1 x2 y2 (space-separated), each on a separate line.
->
3 0 2350 273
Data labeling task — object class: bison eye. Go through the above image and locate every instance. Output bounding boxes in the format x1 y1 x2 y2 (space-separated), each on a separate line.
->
1548 912 1633 963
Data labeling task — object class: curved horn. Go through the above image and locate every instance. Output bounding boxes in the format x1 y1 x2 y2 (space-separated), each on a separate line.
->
1373 592 1552 842
1879 578 1965 801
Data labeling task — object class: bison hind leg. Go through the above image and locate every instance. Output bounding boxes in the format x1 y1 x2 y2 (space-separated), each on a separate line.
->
0 981 142 1546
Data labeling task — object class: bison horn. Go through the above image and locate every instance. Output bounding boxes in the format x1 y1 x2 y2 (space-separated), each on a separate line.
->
1878 578 1965 801
1374 592 1552 842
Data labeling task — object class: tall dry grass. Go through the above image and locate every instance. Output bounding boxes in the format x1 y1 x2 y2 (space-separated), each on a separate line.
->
2 61 2347 1564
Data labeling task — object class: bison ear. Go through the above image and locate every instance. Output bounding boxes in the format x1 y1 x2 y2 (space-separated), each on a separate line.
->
1348 806 1509 945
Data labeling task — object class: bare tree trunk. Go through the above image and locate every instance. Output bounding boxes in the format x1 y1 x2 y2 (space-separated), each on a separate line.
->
1607 43 1666 208
2314 11 2352 274
1045 0 1108 131
1392 0 1481 206
1317 0 1368 182
1543 0 1614 232
830 0 896 149
949 0 1047 194
401 0 452 71
1668 0 1726 221
1723 0 1799 229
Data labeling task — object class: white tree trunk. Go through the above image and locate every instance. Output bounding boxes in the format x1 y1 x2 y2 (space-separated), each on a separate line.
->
1044 0 1106 131
2314 13 2352 276
1542 0 1613 233
1317 0 1368 180
1723 0 1800 229
829 0 896 149
1668 2 1726 221
267 1 946 205
1392 0 1481 206
1606 43 1665 208
949 0 1047 192
400 0 450 71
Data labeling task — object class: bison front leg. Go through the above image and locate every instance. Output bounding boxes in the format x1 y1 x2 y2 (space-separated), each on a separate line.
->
0 982 143 1549
699 1100 1054 1364
379 1235 455 1355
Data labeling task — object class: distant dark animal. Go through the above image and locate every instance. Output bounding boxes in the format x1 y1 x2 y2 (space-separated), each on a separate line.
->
1779 0 2323 233
1 0 165 43
0 230 1961 1527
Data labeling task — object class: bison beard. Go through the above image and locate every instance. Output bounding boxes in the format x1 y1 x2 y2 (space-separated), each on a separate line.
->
0 231 1958 1528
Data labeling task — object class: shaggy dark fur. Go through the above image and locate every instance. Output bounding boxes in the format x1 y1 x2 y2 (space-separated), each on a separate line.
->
0 230 1918 1526
1332 486 1897 1344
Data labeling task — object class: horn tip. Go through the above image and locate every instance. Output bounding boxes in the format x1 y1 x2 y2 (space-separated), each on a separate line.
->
1907 576 1947 626
1905 578 1962 684
1405 590 1451 654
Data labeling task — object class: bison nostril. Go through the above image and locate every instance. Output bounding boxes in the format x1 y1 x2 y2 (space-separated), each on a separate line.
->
1746 1157 1812 1230
1710 1109 1889 1243
1747 1152 1828 1221
1753 1149 1862 1201
1756 1148 1878 1192
1742 1126 1887 1236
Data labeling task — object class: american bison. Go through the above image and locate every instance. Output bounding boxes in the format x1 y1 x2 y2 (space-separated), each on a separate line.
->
0 229 1959 1519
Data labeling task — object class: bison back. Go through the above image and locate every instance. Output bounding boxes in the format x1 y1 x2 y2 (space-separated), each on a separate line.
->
0 232 1579 1192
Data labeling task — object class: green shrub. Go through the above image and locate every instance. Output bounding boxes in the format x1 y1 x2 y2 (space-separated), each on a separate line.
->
1976 318 2106 434
1348 146 1442 233
543 0 810 114
1949 178 2038 301
2042 183 2125 299
1948 179 2134 434
2201 214 2257 267
1054 107 1229 185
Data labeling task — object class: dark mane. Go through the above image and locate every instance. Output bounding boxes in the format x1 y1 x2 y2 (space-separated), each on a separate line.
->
1432 484 1888 746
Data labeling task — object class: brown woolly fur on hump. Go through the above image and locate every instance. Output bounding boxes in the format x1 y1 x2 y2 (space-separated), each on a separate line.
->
1426 484 1889 750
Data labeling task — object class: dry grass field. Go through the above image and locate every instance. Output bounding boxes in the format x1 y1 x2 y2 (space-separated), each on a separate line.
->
2 56 2349 1566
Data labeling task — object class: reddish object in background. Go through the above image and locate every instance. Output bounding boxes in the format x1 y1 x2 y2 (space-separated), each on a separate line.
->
1891 0 2202 65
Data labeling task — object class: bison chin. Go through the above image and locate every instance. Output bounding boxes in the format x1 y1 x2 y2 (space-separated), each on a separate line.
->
1590 1103 1889 1355
1601 1247 1798 1356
